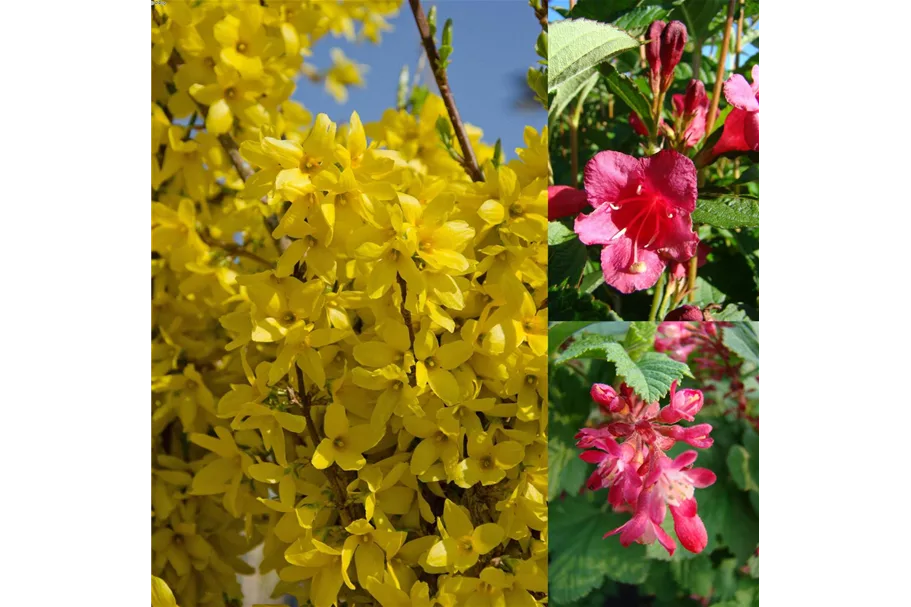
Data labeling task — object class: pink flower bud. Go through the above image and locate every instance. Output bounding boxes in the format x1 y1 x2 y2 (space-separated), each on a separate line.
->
659 21 687 90
591 383 623 413
645 20 666 93
683 79 707 116
664 305 704 321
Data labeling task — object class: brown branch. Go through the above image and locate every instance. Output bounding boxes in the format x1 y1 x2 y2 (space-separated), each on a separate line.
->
288 367 353 525
705 0 737 135
407 0 484 182
199 230 272 267
396 273 418 387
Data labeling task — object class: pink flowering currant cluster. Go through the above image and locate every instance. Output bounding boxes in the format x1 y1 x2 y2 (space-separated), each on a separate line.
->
656 322 758 429
575 381 716 555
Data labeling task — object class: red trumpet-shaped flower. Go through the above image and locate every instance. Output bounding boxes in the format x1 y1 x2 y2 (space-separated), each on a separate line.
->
574 150 699 293
714 65 759 155
548 185 589 221
672 80 708 149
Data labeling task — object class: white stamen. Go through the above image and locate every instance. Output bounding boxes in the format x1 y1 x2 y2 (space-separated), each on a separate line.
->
636 184 643 195
667 212 675 219
610 227 627 241
609 203 621 210
644 232 658 249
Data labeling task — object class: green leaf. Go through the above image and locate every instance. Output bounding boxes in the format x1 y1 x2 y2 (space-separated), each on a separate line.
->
726 445 757 491
722 322 759 364
692 195 759 229
555 335 691 401
614 5 671 34
580 269 604 294
548 321 597 356
675 0 728 39
549 19 639 92
548 284 619 321
548 368 593 500
712 304 748 321
549 223 588 288
550 493 651 603
569 0 639 21
623 321 657 361
746 554 759 579
670 555 715 596
549 69 599 119
599 63 655 136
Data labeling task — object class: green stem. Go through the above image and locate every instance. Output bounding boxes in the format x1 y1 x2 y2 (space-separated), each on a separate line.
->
648 272 667 322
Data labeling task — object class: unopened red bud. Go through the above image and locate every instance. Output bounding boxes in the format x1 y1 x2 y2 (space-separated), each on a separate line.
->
665 305 704 321
683 79 707 116
645 20 666 92
659 21 687 88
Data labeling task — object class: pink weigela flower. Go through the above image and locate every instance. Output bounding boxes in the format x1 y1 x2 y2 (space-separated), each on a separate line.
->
574 150 699 294
548 185 589 221
713 65 759 156
671 79 708 149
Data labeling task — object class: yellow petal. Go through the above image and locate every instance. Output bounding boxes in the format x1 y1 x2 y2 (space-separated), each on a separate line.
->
205 98 234 134
324 402 349 439
471 523 505 555
311 440 336 469
443 499 474 539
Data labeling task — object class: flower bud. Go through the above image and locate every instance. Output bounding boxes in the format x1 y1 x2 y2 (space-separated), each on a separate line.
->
659 21 687 89
664 305 704 321
683 79 707 116
645 20 666 93
591 383 622 412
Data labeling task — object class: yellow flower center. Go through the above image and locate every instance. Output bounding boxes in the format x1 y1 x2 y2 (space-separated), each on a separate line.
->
525 375 537 386
434 432 448 443
333 437 346 449
281 312 297 325
459 538 473 552
236 41 247 53
425 357 438 369
480 456 494 470
203 57 215 68
185 380 198 390
629 261 647 274
224 87 236 100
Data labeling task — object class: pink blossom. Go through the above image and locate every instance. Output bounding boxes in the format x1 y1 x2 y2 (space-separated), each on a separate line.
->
713 65 759 155
645 451 716 553
658 381 705 423
644 20 688 93
574 150 699 293
604 487 678 555
548 185 589 221
591 383 624 413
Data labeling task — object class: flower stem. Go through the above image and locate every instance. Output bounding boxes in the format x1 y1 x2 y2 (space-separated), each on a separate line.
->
397 273 418 387
408 0 484 182
705 0 737 135
648 272 667 322
686 254 699 303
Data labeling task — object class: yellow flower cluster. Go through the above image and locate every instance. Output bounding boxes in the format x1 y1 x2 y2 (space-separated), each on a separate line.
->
152 3 548 607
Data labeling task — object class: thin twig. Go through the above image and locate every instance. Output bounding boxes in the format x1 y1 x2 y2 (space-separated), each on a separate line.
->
199 231 272 267
705 0 737 135
407 0 484 182
396 274 417 387
289 367 353 525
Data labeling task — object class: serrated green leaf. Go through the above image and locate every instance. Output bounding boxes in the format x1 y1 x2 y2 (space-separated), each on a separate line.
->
614 5 671 34
722 322 759 364
623 321 657 361
712 303 748 321
548 321 597 356
548 221 577 246
599 63 655 136
549 19 639 91
550 493 651 603
692 195 759 228
555 336 691 401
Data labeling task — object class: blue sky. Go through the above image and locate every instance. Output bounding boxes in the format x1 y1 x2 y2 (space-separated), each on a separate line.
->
296 0 546 157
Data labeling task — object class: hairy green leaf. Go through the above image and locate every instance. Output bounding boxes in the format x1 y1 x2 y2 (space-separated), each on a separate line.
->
692 195 759 229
